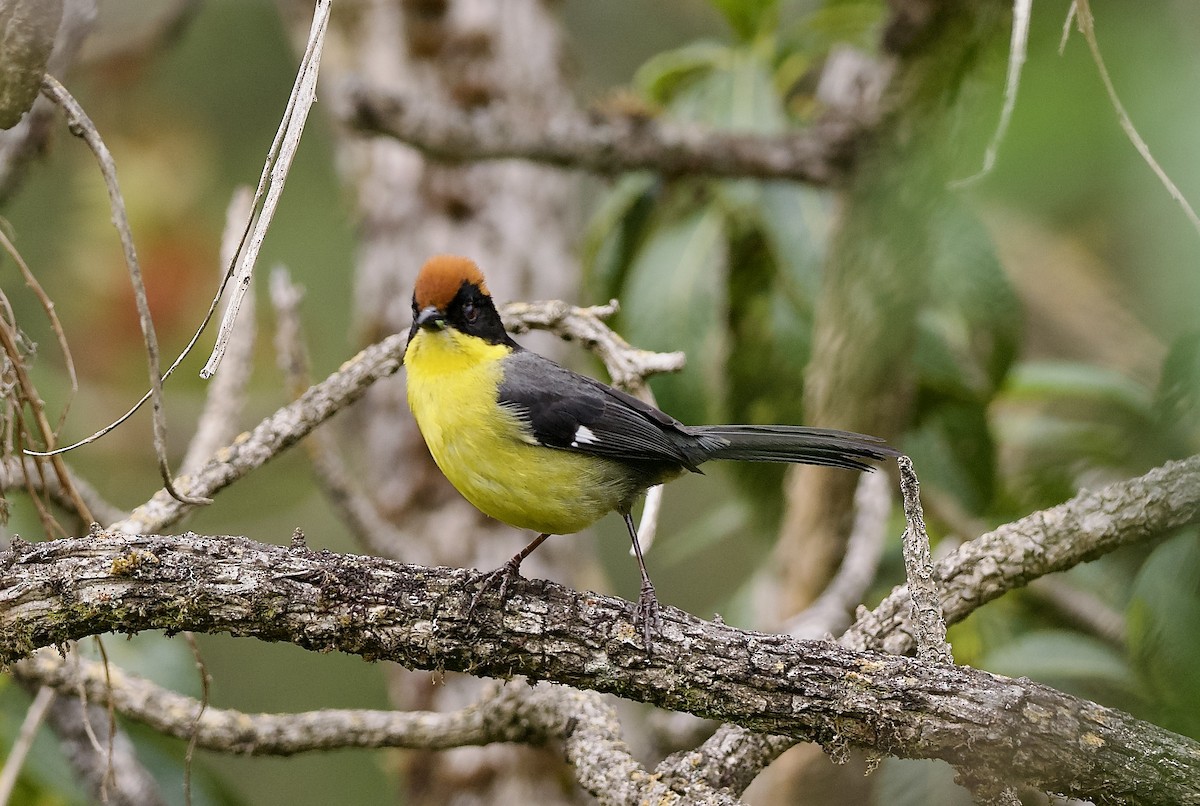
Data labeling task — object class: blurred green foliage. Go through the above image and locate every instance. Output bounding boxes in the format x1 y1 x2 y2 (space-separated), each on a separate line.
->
583 1 1200 802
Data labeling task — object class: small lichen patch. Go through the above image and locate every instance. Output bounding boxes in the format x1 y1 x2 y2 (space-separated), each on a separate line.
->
110 549 160 576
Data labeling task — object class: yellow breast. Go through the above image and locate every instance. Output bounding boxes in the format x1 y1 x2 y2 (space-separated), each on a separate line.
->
404 328 630 535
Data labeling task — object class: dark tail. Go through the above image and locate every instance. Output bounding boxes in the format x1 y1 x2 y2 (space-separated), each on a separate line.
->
688 424 899 472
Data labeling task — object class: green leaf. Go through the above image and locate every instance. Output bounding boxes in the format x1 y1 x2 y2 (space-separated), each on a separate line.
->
982 629 1138 704
582 172 660 300
1128 530 1200 738
786 1 885 54
710 0 778 42
905 400 996 513
872 759 974 806
634 40 730 106
620 202 729 424
669 46 786 133
754 180 828 302
916 205 1019 401
1154 330 1200 437
992 361 1165 505
1004 361 1155 416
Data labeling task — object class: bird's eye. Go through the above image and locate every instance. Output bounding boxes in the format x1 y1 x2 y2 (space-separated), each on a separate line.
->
463 302 479 323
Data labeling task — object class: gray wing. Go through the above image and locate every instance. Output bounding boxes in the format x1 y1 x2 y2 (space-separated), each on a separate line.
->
496 349 709 470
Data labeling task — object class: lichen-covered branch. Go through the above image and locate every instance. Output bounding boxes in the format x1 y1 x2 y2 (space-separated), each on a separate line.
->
15 600 734 805
896 456 951 664
2 531 1197 805
843 453 1200 655
658 453 1200 797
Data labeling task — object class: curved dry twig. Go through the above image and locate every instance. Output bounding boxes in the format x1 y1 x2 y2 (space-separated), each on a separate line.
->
1064 0 1200 238
180 188 257 475
37 75 204 507
201 0 330 379
0 297 93 528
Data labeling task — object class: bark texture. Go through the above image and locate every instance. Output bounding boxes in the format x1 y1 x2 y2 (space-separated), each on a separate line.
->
2 530 1199 806
276 0 583 801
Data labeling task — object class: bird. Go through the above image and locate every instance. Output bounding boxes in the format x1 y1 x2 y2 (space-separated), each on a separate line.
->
403 254 898 648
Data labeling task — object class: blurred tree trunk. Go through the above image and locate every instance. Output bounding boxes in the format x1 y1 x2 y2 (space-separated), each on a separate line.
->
278 1 582 803
758 2 1010 804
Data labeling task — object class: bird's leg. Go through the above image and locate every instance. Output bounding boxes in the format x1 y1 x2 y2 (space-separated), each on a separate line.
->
624 512 662 651
469 532 552 616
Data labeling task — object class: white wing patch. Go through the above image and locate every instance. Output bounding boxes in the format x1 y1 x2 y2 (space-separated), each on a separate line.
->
571 425 598 447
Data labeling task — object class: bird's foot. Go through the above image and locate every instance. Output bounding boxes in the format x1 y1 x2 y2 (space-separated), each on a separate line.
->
469 557 523 618
635 580 663 653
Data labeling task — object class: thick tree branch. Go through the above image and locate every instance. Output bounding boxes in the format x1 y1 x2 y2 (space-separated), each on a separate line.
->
12 589 733 805
338 78 864 186
658 453 1200 797
843 453 1200 655
1 531 1197 805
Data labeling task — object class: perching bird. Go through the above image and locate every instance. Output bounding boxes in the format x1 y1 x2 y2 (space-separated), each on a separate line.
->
403 255 897 647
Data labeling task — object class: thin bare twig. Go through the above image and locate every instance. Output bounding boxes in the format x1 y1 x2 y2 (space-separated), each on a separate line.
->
180 188 256 474
92 637 117 801
201 0 330 378
111 330 409 534
1064 0 1200 238
953 0 1031 184
38 75 206 506
0 685 55 806
0 300 92 526
23 3 328 462
269 266 408 559
182 632 210 806
786 468 891 638
0 225 78 432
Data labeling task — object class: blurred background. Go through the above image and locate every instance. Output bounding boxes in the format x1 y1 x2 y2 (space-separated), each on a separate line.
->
1 0 1199 804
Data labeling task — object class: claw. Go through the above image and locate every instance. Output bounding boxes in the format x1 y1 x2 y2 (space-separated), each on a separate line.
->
468 557 522 618
635 579 663 653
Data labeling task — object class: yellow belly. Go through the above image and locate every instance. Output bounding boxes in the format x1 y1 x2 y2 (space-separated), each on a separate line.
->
405 329 630 534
